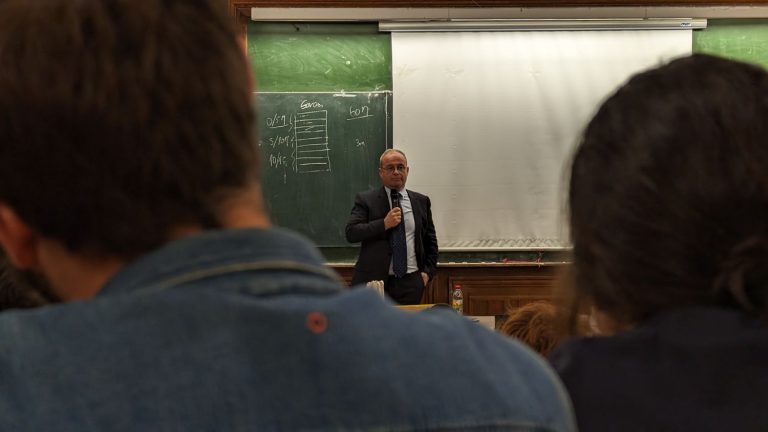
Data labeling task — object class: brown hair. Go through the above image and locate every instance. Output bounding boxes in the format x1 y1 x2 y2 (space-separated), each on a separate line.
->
500 302 561 356
0 0 258 258
568 54 768 329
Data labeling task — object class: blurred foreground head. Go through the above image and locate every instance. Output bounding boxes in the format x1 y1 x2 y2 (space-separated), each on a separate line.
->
569 54 768 329
0 0 262 299
0 0 258 260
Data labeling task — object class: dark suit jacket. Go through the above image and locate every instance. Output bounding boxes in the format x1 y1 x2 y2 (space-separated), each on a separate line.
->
345 187 438 286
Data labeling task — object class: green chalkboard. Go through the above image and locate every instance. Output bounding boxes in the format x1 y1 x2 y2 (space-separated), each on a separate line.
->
248 21 393 247
694 19 768 69
248 22 392 92
256 92 392 246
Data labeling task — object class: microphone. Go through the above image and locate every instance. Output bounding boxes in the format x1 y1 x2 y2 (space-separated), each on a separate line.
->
390 189 400 209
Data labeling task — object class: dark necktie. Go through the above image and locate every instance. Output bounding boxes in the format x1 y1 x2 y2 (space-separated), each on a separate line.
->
390 191 408 278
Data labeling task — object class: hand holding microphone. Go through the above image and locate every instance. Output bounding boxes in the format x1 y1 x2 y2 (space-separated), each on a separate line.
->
384 190 402 230
384 207 402 229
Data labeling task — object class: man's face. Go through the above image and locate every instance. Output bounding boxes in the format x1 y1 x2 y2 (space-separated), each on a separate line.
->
379 152 409 190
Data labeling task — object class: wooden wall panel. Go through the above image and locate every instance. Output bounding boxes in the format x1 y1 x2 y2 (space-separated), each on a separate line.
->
455 276 555 315
333 266 355 286
330 264 566 315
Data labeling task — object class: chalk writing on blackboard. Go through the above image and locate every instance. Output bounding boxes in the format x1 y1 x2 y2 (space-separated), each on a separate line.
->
266 113 291 129
260 98 381 180
347 105 373 121
255 91 391 247
295 110 331 173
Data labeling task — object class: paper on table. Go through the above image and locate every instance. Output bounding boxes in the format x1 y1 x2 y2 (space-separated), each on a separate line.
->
464 316 496 331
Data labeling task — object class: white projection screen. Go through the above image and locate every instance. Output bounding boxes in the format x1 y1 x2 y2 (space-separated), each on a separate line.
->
392 30 691 249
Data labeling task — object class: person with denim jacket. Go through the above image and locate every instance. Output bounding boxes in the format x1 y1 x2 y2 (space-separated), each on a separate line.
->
0 0 575 430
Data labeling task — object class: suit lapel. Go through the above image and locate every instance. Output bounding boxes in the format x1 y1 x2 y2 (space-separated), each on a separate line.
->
378 187 390 218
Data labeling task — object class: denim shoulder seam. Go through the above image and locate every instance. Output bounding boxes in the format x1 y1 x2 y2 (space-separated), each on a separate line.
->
140 260 344 293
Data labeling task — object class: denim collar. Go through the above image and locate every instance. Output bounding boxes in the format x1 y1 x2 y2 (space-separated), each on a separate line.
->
98 227 342 297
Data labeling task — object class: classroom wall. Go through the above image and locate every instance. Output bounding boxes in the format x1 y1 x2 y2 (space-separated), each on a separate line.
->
242 7 768 309
245 15 768 264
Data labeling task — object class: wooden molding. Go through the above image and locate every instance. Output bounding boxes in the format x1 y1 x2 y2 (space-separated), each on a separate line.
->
231 0 768 9
228 1 252 49
230 0 768 35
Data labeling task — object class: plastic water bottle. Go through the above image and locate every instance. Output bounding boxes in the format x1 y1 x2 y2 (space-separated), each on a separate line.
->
451 283 464 315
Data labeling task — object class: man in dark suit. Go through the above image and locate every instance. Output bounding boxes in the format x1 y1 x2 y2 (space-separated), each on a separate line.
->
346 149 438 304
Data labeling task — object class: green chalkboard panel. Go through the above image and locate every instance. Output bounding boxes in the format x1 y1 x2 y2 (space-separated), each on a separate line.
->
694 19 768 69
256 91 392 246
247 21 393 247
248 22 392 92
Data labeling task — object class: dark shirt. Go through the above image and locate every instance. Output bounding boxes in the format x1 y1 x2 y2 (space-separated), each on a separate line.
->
550 307 768 432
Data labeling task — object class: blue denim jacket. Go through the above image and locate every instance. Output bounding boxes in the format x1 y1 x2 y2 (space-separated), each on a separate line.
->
0 228 575 431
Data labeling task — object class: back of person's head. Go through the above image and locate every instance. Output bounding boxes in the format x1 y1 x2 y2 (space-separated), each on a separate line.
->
0 262 50 311
0 0 258 259
0 245 51 310
569 54 768 329
500 301 561 356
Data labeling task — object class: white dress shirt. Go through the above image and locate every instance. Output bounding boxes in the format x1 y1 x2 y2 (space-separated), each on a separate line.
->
385 186 418 275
